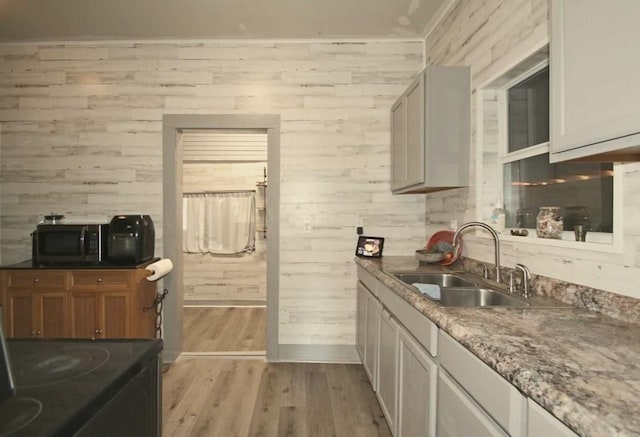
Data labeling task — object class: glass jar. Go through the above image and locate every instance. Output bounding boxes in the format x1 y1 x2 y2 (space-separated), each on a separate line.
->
536 206 563 239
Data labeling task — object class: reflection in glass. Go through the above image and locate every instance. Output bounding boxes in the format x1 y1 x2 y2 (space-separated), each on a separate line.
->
508 68 549 152
503 154 613 233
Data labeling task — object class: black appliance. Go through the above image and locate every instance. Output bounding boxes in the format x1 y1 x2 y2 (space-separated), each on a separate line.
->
33 223 108 265
107 215 155 265
0 336 162 437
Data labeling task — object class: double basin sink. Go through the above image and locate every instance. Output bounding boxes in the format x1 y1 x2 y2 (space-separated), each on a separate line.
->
391 272 529 308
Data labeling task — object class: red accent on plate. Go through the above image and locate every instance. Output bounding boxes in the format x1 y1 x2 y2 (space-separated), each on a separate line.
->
426 230 463 266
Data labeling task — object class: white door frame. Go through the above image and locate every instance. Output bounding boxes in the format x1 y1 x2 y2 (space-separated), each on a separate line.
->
162 114 280 362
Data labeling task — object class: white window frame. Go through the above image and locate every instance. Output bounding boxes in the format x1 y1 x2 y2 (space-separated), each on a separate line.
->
476 52 622 253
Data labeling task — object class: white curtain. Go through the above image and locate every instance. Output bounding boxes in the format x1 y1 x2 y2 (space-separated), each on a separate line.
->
183 191 256 255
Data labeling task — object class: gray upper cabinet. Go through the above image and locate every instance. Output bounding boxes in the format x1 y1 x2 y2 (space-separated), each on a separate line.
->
390 65 470 194
550 0 640 162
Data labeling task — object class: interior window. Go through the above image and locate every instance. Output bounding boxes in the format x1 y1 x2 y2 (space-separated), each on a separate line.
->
502 66 614 236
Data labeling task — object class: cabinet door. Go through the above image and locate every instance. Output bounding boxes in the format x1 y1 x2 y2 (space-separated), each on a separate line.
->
70 292 100 338
5 291 67 338
527 398 578 437
397 328 437 437
356 281 367 361
405 75 425 187
391 96 407 190
377 309 398 435
70 292 131 338
38 292 68 338
364 289 380 388
437 370 508 437
5 291 35 338
101 292 130 338
550 0 640 161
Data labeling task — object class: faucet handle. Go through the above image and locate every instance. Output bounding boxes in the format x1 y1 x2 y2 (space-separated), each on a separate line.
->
508 272 516 293
515 264 531 298
481 264 490 280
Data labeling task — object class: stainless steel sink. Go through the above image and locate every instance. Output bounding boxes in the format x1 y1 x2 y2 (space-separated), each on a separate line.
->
435 287 529 307
392 273 478 288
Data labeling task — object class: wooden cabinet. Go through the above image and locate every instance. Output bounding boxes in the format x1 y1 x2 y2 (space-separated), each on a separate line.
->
397 328 437 437
2 271 68 338
377 308 399 435
390 65 470 194
527 399 578 437
0 268 156 339
550 0 640 162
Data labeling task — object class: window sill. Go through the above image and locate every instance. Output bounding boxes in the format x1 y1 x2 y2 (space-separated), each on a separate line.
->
496 230 620 254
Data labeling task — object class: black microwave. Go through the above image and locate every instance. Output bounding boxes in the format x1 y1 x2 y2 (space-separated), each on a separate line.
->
33 223 108 264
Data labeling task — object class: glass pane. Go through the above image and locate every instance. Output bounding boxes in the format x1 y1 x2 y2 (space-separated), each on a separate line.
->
508 68 549 152
503 154 613 233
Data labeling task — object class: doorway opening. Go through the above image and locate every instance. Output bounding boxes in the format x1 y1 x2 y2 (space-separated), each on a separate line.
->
181 129 267 356
162 114 280 363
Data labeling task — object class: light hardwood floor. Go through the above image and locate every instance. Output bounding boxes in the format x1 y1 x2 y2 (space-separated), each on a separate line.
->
162 358 391 437
183 306 266 353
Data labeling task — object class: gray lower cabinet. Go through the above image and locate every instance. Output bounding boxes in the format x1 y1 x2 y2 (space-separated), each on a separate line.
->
397 327 437 437
438 331 526 437
356 281 367 361
527 399 578 437
377 309 399 435
363 284 380 387
437 370 508 437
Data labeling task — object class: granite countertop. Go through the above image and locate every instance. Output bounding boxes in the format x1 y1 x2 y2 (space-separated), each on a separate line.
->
356 256 640 437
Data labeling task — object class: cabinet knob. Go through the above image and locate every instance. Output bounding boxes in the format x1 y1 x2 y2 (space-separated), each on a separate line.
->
95 329 104 335
33 278 39 283
96 278 102 283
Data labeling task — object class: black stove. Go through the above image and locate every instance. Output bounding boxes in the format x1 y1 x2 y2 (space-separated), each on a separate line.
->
0 339 162 437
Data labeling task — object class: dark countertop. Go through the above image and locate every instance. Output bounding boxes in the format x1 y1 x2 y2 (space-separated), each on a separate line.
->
356 256 640 437
0 258 160 270
2 338 163 436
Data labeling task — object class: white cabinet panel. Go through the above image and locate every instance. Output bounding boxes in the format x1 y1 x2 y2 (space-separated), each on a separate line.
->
550 0 640 162
397 328 437 437
390 65 470 193
364 287 381 388
377 309 399 435
437 370 508 437
356 281 367 362
439 331 526 436
377 282 438 356
527 398 578 437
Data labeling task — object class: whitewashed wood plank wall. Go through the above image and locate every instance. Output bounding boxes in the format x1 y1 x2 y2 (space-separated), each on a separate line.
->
0 40 426 346
423 0 640 300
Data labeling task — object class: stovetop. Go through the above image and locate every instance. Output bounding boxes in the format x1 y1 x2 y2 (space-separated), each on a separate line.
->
0 339 162 437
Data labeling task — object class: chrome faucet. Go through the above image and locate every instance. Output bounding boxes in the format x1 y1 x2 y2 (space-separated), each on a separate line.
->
453 221 501 284
514 263 531 299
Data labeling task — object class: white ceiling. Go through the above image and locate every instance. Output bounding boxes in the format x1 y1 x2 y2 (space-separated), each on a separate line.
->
0 0 450 43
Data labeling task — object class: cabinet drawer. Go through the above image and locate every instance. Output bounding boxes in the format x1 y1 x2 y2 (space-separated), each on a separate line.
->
357 265 377 296
378 282 438 356
70 271 130 291
439 331 526 436
5 271 67 290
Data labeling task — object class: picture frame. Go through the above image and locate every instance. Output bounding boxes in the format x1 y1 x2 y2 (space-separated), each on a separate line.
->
355 236 384 258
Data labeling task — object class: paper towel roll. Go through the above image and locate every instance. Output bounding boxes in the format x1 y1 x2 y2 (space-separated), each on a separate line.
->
145 258 173 281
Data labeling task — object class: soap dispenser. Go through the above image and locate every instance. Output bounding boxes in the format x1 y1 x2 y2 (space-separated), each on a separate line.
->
490 199 506 234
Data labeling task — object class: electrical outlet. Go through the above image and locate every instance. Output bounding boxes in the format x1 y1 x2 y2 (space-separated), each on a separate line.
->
303 221 311 233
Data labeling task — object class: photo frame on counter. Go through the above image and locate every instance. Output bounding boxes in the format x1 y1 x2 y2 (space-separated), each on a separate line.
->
355 236 384 258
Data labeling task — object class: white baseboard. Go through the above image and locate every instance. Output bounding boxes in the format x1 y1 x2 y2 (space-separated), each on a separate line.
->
276 344 361 364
